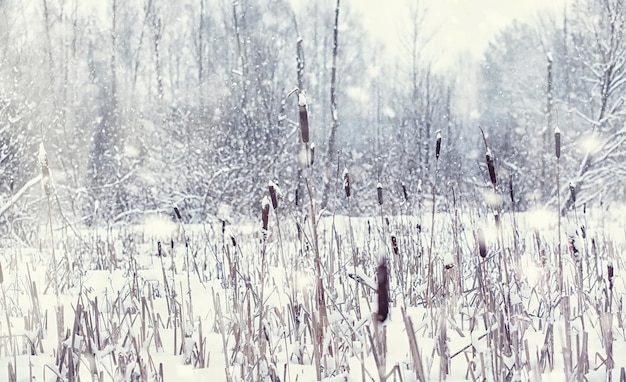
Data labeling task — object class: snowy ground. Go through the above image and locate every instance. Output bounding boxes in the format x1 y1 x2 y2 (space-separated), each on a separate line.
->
0 205 624 381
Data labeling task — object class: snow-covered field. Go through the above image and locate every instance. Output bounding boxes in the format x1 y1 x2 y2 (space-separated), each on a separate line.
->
0 204 625 381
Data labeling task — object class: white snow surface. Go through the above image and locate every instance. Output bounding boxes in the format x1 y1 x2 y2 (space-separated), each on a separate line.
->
0 208 624 381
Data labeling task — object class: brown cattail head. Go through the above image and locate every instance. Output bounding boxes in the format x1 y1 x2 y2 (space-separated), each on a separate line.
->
477 228 487 258
309 143 315 166
555 126 561 159
376 258 389 322
222 220 226 235
391 236 399 256
485 148 497 187
261 196 270 233
230 236 237 247
377 182 383 206
569 182 576 204
295 188 300 207
298 92 309 143
402 182 409 203
174 206 182 220
608 263 614 289
268 180 280 210
343 168 351 198
509 175 514 205
157 241 163 257
435 130 442 161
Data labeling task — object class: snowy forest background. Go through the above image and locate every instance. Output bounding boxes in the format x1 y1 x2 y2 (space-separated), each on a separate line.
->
1 0 625 232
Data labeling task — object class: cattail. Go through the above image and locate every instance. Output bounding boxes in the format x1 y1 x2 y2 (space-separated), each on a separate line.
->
568 226 580 262
295 188 299 207
376 258 389 322
377 182 383 206
485 148 497 187
309 143 315 166
221 220 226 235
580 225 586 239
401 182 409 203
391 236 399 256
477 228 487 258
416 223 421 234
435 130 442 160
261 196 270 232
230 236 237 247
268 180 281 210
555 126 561 159
298 92 309 143
608 263 614 289
569 182 576 204
157 241 163 257
174 206 182 220
343 169 351 198
508 175 514 205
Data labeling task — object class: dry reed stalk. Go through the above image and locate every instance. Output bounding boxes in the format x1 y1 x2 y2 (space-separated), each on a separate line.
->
212 288 233 382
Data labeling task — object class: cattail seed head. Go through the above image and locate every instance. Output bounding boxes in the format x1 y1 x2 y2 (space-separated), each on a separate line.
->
435 130 442 160
569 182 576 204
485 148 497 187
221 220 226 235
608 263 614 289
343 168 351 198
377 182 383 206
391 236 399 256
508 175 514 205
268 180 281 210
298 92 309 143
309 143 315 166
402 182 409 203
261 196 270 232
295 188 300 207
555 126 561 159
376 258 389 322
174 206 182 220
477 228 487 258
157 241 163 257
231 236 237 247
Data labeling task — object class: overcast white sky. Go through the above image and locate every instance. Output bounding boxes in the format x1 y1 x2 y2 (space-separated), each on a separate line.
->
351 0 567 69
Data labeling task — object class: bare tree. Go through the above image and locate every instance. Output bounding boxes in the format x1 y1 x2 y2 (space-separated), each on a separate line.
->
564 0 626 210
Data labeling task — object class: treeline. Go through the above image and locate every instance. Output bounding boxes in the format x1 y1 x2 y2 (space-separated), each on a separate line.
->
0 0 623 234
